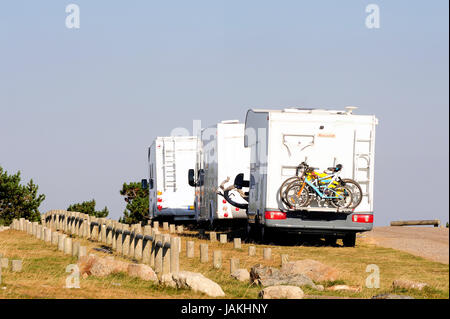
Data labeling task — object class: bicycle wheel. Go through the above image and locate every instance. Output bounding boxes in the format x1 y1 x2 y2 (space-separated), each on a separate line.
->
279 176 301 208
284 181 311 209
330 185 353 208
341 179 363 208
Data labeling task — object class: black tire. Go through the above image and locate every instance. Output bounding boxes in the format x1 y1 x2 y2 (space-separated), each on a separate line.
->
208 202 215 230
259 225 274 244
324 236 337 246
330 185 353 208
343 233 356 247
279 176 301 208
245 223 257 241
341 179 363 209
284 180 311 209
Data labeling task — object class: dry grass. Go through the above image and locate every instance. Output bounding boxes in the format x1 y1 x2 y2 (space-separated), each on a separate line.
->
0 227 448 299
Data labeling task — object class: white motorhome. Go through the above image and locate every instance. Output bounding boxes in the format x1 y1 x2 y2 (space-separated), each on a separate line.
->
147 136 198 221
188 120 250 227
244 107 378 246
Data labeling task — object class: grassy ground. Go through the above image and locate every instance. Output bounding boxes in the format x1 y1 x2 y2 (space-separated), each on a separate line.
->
0 228 448 299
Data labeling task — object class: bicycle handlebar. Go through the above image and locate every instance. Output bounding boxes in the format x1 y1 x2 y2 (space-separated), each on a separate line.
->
297 162 343 175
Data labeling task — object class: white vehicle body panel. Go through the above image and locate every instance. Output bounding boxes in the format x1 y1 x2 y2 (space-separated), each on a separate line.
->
245 108 378 233
195 121 250 221
148 136 197 220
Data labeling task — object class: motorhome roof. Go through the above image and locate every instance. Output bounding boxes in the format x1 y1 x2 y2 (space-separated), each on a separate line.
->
250 107 349 114
220 120 240 124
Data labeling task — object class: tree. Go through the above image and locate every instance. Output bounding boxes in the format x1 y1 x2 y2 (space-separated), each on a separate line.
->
119 182 148 224
67 199 109 218
0 166 45 225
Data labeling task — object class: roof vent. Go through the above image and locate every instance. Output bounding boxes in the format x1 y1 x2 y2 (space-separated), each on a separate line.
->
345 106 358 114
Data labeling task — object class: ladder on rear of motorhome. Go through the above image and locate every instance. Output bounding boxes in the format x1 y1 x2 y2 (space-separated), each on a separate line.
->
353 130 373 204
163 138 177 191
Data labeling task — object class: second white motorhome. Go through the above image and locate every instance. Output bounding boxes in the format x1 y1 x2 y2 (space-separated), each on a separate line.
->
188 120 250 227
147 136 198 221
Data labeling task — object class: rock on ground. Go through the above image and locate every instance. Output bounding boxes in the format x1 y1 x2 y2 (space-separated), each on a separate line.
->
392 279 428 291
372 294 414 299
160 273 177 288
281 259 339 282
327 285 361 292
171 271 225 297
259 286 304 299
78 255 128 277
250 264 318 289
127 264 158 282
231 269 250 282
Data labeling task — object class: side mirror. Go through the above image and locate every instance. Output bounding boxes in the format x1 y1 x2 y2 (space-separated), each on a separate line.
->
141 179 149 190
188 169 196 187
149 178 154 189
234 173 249 189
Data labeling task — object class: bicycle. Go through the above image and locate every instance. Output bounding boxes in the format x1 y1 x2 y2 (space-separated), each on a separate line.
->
280 163 362 210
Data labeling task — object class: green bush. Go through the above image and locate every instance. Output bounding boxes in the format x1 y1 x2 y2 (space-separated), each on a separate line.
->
119 182 149 224
0 166 45 225
67 199 109 218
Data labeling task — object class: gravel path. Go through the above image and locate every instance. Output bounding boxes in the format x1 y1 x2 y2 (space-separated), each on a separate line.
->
361 226 449 264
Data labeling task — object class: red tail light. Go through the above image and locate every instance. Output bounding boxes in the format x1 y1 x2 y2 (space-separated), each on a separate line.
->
222 199 227 204
352 214 373 223
157 205 162 211
235 208 239 212
265 211 286 220
157 198 162 202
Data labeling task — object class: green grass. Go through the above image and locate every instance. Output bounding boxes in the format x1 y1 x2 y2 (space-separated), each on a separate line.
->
1 228 448 299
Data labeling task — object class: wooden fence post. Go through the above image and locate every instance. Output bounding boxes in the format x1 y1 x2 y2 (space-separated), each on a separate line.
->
162 234 171 275
186 241 195 258
170 237 180 274
213 250 222 269
200 244 209 263
154 233 163 274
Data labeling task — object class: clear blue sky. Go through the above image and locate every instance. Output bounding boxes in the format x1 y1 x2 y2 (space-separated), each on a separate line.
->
0 1 448 226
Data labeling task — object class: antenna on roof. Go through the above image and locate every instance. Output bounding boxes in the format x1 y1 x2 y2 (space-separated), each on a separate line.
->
345 106 358 114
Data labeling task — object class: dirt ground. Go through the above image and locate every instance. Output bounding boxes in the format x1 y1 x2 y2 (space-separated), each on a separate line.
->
361 226 449 265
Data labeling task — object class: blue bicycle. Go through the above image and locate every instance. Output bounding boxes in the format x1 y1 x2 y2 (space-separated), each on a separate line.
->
282 163 360 210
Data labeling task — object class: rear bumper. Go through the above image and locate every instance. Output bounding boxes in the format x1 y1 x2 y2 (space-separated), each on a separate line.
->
155 208 195 217
265 211 373 235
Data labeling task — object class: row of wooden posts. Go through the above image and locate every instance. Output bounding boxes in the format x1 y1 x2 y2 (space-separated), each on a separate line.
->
11 210 286 276
11 211 181 275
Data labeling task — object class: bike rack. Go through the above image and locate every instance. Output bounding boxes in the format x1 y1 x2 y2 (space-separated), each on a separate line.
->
288 207 354 214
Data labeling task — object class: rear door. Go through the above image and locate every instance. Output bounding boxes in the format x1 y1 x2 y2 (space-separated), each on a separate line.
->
267 115 355 210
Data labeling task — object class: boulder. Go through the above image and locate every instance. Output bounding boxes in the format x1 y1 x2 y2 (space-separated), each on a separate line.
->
250 264 318 289
172 271 225 297
327 285 361 293
127 264 158 282
231 269 250 282
315 285 324 291
281 259 339 282
160 273 177 288
392 279 428 291
259 286 304 299
90 257 116 277
78 255 128 277
78 254 98 275
372 294 414 299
